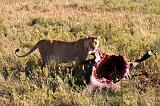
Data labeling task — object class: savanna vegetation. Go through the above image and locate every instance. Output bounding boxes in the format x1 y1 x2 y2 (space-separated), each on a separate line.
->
0 0 160 105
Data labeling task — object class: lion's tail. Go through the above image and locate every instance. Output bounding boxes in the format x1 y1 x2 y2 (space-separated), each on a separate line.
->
15 43 38 57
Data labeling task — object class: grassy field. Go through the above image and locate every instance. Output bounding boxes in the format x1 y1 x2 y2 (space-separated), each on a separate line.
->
0 0 160 105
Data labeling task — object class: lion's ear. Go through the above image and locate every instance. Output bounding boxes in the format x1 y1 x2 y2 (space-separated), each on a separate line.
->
97 36 101 40
85 35 89 38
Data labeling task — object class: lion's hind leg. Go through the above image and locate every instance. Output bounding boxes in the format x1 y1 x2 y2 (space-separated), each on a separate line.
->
40 56 55 69
41 62 45 69
40 57 48 69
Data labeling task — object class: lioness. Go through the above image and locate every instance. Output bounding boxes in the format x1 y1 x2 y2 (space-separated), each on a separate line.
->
15 37 100 69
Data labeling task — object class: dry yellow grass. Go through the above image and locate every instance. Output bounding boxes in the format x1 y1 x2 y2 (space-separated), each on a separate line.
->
0 0 160 105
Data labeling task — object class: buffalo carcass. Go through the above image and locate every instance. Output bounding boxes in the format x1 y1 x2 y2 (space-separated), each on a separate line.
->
85 49 153 90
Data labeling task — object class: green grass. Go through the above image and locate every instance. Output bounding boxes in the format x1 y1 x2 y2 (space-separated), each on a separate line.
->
0 0 160 105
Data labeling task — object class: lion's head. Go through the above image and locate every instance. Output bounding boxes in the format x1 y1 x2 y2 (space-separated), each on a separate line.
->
83 36 100 55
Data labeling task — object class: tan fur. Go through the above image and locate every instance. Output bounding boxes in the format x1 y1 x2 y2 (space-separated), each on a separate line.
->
15 37 100 69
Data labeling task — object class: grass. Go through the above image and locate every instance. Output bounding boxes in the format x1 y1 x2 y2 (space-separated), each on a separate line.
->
0 0 160 105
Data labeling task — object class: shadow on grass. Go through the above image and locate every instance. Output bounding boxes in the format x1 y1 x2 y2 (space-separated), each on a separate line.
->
1 67 9 81
24 58 36 79
0 89 13 102
46 60 94 91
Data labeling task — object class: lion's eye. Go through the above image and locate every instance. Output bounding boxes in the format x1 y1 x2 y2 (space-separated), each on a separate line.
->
93 42 97 45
